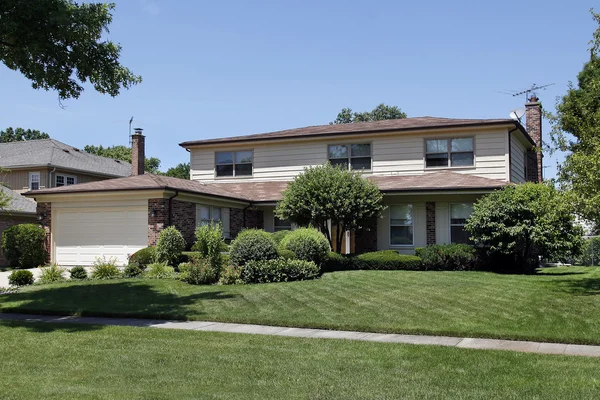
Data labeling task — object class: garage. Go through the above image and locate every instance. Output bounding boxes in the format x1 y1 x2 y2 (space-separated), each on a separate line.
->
53 202 147 266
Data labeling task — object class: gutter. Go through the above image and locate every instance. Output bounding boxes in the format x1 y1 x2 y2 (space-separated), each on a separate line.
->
168 190 179 226
48 167 56 189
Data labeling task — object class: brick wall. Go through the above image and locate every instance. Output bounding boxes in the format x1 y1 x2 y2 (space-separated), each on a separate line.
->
354 217 378 254
0 213 38 265
230 208 264 238
426 202 436 245
37 202 52 264
171 200 196 248
148 199 168 246
525 98 543 182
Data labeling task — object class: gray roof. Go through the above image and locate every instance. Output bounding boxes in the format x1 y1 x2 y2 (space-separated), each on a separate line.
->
0 186 36 214
0 139 131 177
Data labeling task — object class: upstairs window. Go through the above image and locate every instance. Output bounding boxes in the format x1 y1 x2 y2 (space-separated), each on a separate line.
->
216 151 253 177
29 172 40 190
328 144 371 170
450 203 474 244
389 204 414 246
425 138 474 168
56 174 77 187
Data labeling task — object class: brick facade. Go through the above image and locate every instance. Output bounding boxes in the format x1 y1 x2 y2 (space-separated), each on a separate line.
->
426 202 436 245
36 202 52 263
354 217 378 254
171 200 196 248
525 97 543 183
148 198 168 246
230 207 264 238
131 131 145 176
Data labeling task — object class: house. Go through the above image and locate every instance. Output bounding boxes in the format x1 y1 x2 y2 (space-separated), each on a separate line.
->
24 98 543 265
0 139 132 193
0 186 37 265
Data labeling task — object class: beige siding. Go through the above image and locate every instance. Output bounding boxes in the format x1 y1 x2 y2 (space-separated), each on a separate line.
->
190 128 510 183
510 133 527 183
4 168 113 193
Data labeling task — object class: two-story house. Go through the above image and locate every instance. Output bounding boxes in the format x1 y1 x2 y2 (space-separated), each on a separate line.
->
26 98 542 265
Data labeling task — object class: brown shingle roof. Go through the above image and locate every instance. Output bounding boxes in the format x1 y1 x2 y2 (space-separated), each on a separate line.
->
180 117 528 147
25 172 507 203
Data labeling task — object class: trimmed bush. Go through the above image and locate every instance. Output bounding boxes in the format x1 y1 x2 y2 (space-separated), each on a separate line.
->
271 230 291 245
277 249 297 260
155 226 186 266
123 263 143 278
91 257 121 280
241 258 319 284
8 269 34 286
129 247 155 268
355 251 423 271
418 244 477 271
144 263 176 279
192 223 224 277
38 264 66 284
229 229 278 266
69 266 87 280
2 224 46 269
218 265 244 285
180 260 217 285
279 228 330 265
321 251 358 272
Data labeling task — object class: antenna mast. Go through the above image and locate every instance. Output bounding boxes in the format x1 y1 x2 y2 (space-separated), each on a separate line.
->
511 83 554 101
128 117 134 146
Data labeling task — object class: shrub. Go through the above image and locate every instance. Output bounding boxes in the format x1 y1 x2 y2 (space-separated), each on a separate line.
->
129 247 156 268
180 260 217 285
321 251 358 272
123 263 143 278
279 228 330 265
271 230 291 245
144 263 176 279
38 264 66 284
229 229 278 266
192 223 224 276
241 258 319 284
155 226 186 266
418 244 477 271
277 249 297 260
2 224 47 269
8 269 34 286
575 237 600 266
218 265 244 285
69 266 88 280
91 257 122 280
355 250 423 271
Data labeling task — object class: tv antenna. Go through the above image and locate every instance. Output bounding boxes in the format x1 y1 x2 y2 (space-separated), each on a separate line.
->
498 83 555 102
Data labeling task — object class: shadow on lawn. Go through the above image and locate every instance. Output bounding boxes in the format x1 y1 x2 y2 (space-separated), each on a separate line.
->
558 278 600 296
0 281 241 331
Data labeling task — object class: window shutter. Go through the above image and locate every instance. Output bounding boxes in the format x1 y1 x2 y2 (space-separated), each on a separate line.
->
221 207 230 239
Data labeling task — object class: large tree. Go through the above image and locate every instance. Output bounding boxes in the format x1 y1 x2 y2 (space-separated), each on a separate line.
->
0 127 50 143
0 0 141 100
162 163 191 180
275 164 385 252
547 10 600 225
84 144 161 174
331 103 407 124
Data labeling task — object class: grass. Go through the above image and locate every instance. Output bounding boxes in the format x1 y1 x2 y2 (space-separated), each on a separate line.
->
0 265 14 272
2 267 600 344
1 320 599 399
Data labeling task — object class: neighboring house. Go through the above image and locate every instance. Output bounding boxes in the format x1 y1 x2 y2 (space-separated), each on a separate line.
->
0 186 37 265
25 98 543 265
0 139 131 193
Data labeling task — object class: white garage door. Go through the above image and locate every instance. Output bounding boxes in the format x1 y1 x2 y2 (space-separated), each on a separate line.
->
54 205 147 266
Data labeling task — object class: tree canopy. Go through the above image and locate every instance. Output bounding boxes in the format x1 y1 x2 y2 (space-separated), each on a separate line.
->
331 103 407 124
162 163 191 180
547 10 600 225
275 164 385 252
0 0 141 100
465 183 583 273
84 144 161 174
0 127 50 143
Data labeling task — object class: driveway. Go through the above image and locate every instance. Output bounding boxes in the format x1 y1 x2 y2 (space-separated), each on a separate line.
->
0 266 92 287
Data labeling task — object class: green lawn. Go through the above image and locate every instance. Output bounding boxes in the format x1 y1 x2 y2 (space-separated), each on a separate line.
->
2 267 600 344
0 321 598 399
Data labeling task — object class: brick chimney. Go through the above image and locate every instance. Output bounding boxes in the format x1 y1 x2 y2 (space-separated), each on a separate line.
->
525 96 543 182
131 128 145 176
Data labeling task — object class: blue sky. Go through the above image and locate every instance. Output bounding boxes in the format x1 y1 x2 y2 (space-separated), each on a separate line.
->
0 0 596 178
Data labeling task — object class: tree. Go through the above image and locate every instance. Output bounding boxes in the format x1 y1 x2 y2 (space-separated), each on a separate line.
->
275 164 385 252
546 10 600 225
162 163 190 180
331 103 407 124
465 183 583 273
0 0 141 100
0 127 50 143
84 145 161 174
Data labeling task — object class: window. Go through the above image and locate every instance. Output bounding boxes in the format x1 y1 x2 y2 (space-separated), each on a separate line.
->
216 151 253 177
29 172 40 190
425 138 474 168
198 205 221 226
274 216 292 232
450 203 474 244
55 174 76 187
390 204 413 245
328 144 371 170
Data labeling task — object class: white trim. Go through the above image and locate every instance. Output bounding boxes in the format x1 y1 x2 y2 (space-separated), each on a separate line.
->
389 203 414 247
327 142 373 172
215 150 254 178
424 137 475 169
29 171 41 190
55 173 77 187
448 202 474 244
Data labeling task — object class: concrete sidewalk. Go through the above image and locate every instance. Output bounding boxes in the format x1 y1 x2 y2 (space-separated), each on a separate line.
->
1 313 599 358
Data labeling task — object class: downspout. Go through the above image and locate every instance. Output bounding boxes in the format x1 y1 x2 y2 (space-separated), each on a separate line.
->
168 190 179 226
48 167 56 188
